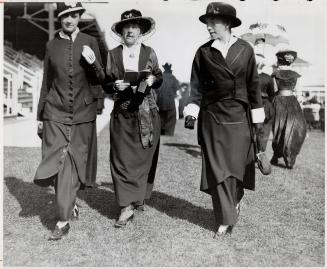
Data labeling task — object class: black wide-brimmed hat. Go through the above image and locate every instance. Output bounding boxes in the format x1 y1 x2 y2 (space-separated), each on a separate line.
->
199 2 241 28
276 50 297 66
111 9 155 36
56 2 85 18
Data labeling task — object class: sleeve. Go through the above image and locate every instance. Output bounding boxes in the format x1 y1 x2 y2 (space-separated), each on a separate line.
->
101 51 117 94
246 48 265 123
89 37 105 83
183 49 202 119
266 75 275 99
36 43 52 121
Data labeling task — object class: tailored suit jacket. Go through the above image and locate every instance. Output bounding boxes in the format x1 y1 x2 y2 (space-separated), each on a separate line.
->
188 38 262 111
103 43 162 96
37 32 105 124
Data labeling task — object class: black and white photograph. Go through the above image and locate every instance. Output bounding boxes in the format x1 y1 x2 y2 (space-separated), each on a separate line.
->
1 0 325 267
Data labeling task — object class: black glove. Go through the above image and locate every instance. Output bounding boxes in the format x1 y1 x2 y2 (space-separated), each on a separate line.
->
184 115 196 129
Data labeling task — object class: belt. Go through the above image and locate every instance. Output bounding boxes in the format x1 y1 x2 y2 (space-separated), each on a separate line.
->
278 90 294 96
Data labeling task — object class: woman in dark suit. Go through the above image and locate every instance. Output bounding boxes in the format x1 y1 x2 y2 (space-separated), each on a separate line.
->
271 50 307 168
34 2 105 240
184 2 264 237
103 9 162 227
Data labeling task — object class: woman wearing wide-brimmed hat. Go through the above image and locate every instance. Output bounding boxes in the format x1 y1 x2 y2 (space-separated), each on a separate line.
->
103 9 162 227
34 2 105 240
271 50 307 169
184 2 264 237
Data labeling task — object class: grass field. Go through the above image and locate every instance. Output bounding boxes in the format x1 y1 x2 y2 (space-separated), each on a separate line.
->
3 120 325 266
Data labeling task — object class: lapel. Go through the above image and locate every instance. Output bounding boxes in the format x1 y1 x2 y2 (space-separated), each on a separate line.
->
225 39 245 68
138 44 151 71
112 45 125 77
203 40 234 77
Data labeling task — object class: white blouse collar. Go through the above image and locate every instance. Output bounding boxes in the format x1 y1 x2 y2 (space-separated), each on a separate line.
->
59 27 80 42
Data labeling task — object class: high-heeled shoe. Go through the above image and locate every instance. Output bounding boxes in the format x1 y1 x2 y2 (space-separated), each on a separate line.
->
213 225 233 238
114 205 134 228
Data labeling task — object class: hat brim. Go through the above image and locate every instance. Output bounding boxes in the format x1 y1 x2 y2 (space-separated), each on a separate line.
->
276 50 297 57
111 17 155 36
199 14 241 28
58 7 85 18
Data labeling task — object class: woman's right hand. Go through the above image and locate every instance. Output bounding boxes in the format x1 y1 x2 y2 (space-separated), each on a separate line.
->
114 80 130 91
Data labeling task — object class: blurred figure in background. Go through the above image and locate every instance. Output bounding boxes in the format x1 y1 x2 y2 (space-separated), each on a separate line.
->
319 102 325 132
271 50 307 169
156 63 180 136
255 53 275 152
178 83 190 119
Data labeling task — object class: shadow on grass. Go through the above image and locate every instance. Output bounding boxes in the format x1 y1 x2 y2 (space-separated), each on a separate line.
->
148 191 215 232
102 182 215 232
163 143 201 158
77 183 119 220
4 177 56 230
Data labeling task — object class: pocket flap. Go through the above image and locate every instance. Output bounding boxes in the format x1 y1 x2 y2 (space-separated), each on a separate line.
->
84 96 95 105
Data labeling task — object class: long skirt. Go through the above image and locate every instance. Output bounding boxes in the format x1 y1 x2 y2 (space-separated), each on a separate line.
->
110 109 160 207
272 95 307 167
34 120 97 220
199 100 255 226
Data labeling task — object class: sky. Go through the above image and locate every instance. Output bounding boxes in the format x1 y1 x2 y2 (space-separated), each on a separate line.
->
83 0 326 85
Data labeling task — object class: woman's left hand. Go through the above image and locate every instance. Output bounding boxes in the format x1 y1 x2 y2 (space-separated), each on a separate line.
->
82 45 96 64
146 75 156 87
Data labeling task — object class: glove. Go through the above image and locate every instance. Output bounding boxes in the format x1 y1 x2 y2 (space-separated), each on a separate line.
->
82 45 96 64
184 115 196 129
256 151 272 175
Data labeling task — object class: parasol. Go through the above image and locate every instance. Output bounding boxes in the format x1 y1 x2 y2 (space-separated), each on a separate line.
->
241 22 289 46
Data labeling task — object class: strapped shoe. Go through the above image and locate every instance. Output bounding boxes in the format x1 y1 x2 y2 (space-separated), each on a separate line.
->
48 223 70 241
114 205 134 228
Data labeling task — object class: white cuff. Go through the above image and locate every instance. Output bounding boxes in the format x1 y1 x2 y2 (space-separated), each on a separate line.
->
251 107 265 123
183 103 200 119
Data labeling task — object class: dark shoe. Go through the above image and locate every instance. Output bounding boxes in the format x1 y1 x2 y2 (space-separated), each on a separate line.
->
48 223 70 241
134 201 145 212
114 205 134 228
270 156 278 165
71 205 79 221
213 225 233 238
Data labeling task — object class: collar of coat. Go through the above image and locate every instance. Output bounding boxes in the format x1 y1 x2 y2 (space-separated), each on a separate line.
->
59 27 80 42
110 43 152 77
201 37 247 77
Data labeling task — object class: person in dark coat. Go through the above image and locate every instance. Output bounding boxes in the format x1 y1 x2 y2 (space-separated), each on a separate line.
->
271 50 307 169
34 2 105 240
156 63 180 135
184 2 264 237
255 53 275 152
103 9 162 227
